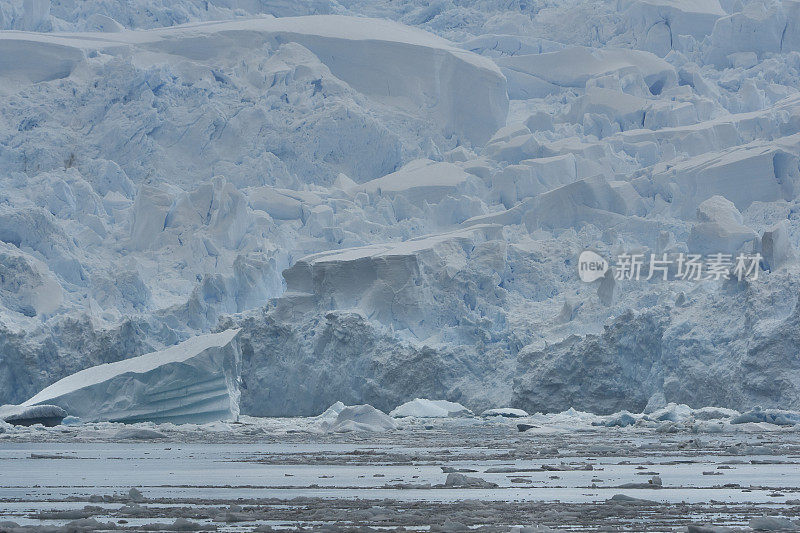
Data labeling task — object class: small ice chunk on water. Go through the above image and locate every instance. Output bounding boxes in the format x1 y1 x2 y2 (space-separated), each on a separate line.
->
481 408 529 418
0 404 66 427
390 398 473 418
443 472 498 488
322 404 397 433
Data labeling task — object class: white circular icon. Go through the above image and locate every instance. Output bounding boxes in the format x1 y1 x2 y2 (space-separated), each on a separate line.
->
578 250 609 282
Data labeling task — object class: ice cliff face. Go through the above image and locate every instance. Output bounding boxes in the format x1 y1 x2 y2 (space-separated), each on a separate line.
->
2 0 800 416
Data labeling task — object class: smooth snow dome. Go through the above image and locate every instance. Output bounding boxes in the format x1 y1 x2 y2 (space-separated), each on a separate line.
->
390 399 473 418
3 0 800 417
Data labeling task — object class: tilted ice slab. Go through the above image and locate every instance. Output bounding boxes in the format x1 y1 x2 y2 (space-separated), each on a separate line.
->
464 175 646 232
613 94 800 158
688 196 757 255
623 0 725 56
350 159 473 205
642 134 800 217
280 224 505 337
23 329 241 424
496 46 676 98
0 15 507 145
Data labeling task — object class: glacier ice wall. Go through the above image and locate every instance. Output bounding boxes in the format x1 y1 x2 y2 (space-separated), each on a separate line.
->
3 0 800 416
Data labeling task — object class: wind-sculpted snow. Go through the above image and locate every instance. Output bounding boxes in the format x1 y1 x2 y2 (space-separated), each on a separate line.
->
3 0 800 417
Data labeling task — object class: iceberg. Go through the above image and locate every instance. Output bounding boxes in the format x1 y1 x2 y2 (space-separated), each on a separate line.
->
481 408 529 418
321 404 397 433
731 408 800 426
22 329 241 424
390 398 473 418
0 404 66 426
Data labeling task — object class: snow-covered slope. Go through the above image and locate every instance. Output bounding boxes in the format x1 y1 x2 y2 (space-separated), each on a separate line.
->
3 0 800 418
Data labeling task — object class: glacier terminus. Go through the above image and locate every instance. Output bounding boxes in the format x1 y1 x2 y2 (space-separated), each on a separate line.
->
1 0 800 530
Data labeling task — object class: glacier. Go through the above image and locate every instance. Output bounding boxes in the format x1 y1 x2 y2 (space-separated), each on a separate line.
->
1 0 800 420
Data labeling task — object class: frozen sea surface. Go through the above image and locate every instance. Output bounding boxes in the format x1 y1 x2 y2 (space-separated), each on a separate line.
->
1 417 799 531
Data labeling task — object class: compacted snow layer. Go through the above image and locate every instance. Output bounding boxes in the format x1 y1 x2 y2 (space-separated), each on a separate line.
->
3 0 800 418
497 46 678 98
